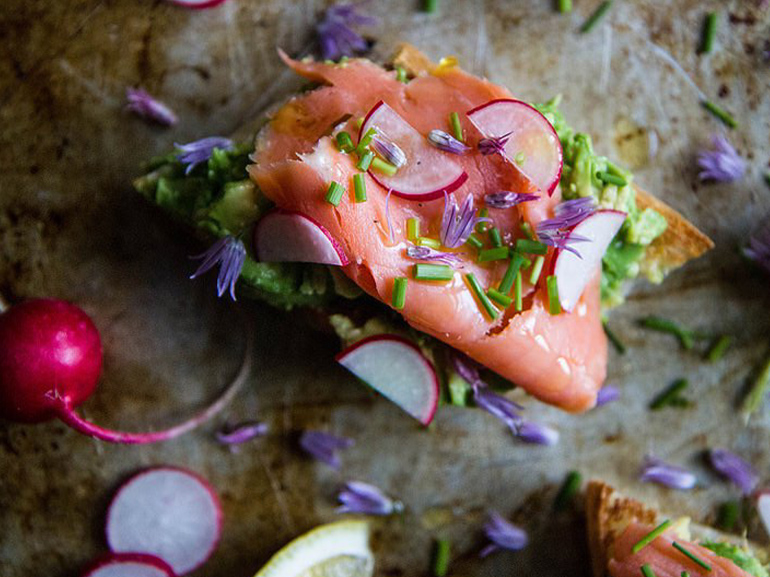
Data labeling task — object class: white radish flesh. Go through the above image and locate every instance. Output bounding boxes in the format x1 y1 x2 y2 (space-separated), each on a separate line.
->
758 492 770 539
83 553 174 577
254 209 349 266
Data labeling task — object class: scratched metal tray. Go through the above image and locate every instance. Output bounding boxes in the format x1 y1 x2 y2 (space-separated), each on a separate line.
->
1 1 769 576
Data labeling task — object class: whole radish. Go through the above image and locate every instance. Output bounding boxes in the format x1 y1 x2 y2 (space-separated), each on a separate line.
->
0 298 251 443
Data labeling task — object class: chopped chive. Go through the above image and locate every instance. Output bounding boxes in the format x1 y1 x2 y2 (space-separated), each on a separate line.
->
413 263 454 282
355 117 364 128
417 237 441 249
520 222 535 240
529 255 545 285
699 12 718 54
641 565 657 577
449 111 464 142
423 0 438 13
716 500 740 532
336 131 354 153
671 542 711 571
325 181 345 206
353 173 367 203
705 335 732 362
357 150 375 171
603 321 626 355
356 127 377 155
371 157 398 176
639 316 696 350
514 151 526 165
489 227 503 247
466 233 484 250
487 288 513 308
632 519 672 553
547 275 562 315
476 207 489 233
597 170 628 187
514 271 523 311
701 100 737 129
557 0 572 13
650 379 690 410
499 253 527 294
478 247 510 262
395 66 408 83
580 0 613 34
432 538 450 577
465 273 498 320
554 471 582 511
392 277 407 309
743 355 770 415
516 239 548 255
682 573 690 577
407 218 420 241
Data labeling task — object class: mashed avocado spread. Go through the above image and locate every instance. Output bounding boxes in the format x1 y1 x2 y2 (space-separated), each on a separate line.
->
701 541 769 577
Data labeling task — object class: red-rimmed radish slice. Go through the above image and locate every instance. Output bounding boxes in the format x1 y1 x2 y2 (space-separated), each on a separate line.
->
553 210 626 312
336 335 439 425
359 101 468 201
83 553 175 577
168 0 228 9
467 99 563 196
106 467 222 576
757 490 770 538
254 209 349 266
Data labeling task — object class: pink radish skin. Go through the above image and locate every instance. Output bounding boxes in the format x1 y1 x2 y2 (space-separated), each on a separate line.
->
466 98 563 196
83 553 175 577
553 210 626 312
0 298 252 444
336 335 439 425
107 467 222 576
359 101 469 201
254 209 349 266
168 0 228 9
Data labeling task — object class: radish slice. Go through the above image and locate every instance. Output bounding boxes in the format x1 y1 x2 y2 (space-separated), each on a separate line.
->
757 491 770 539
254 209 349 266
359 101 468 200
106 467 222 575
83 553 175 577
467 99 563 196
553 210 626 312
336 335 439 425
168 0 228 8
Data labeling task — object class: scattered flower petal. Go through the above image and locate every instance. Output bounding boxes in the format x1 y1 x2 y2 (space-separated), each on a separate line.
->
405 245 461 266
537 229 591 257
484 191 540 209
300 430 354 469
451 352 483 387
215 421 267 446
176 136 234 175
473 385 523 432
427 129 471 155
337 480 403 516
536 197 597 232
126 88 178 126
316 2 376 62
371 133 407 167
440 193 491 248
639 456 697 490
709 448 759 495
190 236 246 300
697 134 745 182
478 132 511 157
516 421 559 446
744 221 770 275
595 385 620 407
480 511 528 557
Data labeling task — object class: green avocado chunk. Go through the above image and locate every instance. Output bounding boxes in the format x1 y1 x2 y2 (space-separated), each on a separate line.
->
701 541 769 577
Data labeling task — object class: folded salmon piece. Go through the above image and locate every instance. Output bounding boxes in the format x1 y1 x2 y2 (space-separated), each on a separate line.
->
249 54 606 412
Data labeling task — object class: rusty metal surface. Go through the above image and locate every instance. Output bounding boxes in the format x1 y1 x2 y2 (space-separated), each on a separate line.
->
1 1 769 576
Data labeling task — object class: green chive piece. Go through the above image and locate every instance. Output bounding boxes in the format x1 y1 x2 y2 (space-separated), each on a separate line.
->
449 111 464 142
357 150 375 171
553 471 582 511
336 131 354 153
557 0 572 13
414 263 454 282
632 520 672 554
701 100 737 129
743 355 770 415
392 277 407 310
514 151 527 165
638 316 696 350
476 207 489 233
466 233 484 250
603 321 626 355
355 117 364 128
432 538 450 577
650 379 690 410
371 157 398 176
641 565 657 577
487 288 513 308
699 12 718 54
407 218 420 241
671 542 712 571
417 237 441 249
395 66 408 83
520 222 535 240
514 271 523 311
423 0 438 13
716 500 740 532
516 239 548 255
466 273 498 320
547 275 562 315
580 0 613 34
682 573 690 577
706 335 732 362
489 227 503 247
597 170 628 187
356 127 377 155
353 173 367 203
529 255 546 285
499 253 527 294
478 247 510 262
325 181 345 206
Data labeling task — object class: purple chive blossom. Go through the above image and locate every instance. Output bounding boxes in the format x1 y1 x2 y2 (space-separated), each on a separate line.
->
215 421 268 446
371 134 407 168
316 2 376 62
176 137 234 175
451 352 483 386
744 221 770 275
190 236 246 300
125 88 178 127
709 448 759 495
473 385 524 432
516 421 560 446
697 134 745 182
484 191 540 209
480 511 528 557
536 197 597 233
595 385 620 407
639 456 697 490
299 430 354 469
337 481 404 516
440 193 491 248
478 132 512 157
427 129 471 155
405 246 461 266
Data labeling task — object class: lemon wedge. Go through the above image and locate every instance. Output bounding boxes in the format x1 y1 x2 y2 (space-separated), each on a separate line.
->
255 520 373 577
